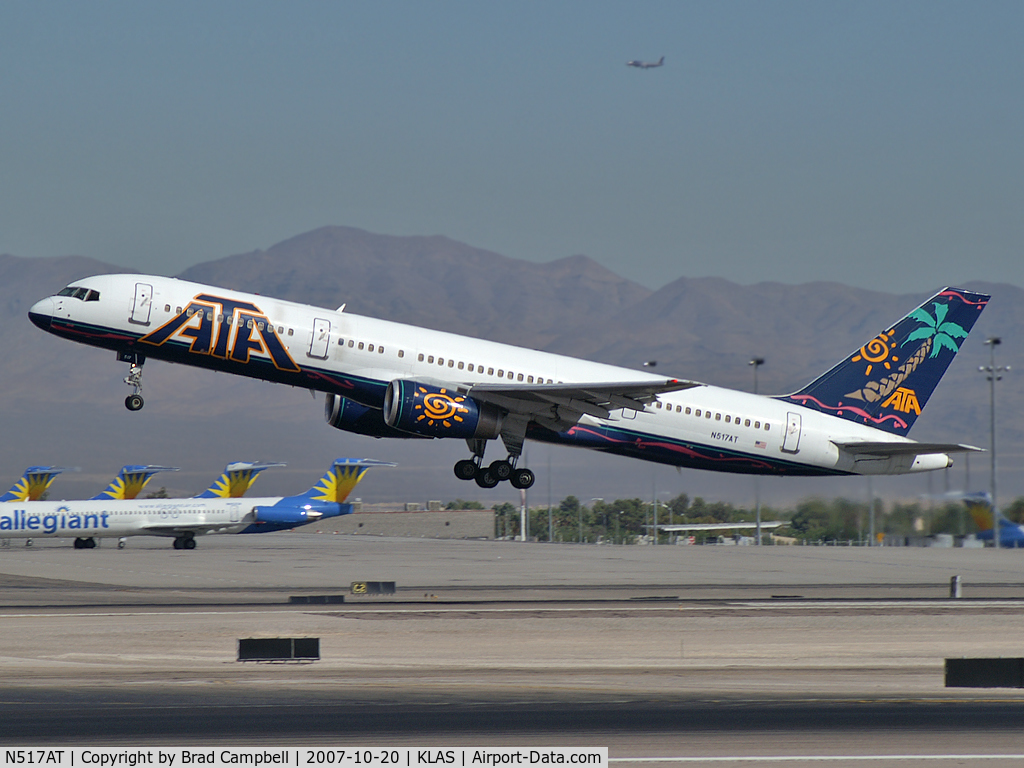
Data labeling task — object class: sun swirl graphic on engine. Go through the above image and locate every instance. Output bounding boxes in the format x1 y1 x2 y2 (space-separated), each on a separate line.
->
414 387 467 429
850 328 899 376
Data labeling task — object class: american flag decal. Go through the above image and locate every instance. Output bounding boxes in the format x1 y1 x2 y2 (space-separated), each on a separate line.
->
755 440 767 449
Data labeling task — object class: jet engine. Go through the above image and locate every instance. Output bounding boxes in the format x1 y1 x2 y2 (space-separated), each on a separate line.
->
324 394 429 439
252 505 323 526
384 380 504 440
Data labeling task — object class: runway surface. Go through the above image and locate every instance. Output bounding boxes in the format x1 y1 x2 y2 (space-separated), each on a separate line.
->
2 534 1024 765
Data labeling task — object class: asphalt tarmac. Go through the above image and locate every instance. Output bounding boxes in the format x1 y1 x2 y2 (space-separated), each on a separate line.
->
2 534 1024 766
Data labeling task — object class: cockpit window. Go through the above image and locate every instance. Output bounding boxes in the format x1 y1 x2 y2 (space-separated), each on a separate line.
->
57 286 101 301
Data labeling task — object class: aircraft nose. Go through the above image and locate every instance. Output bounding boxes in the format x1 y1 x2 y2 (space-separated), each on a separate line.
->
28 297 55 330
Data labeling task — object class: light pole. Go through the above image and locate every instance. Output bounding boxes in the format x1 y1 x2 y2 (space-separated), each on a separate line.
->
979 337 1009 549
749 357 765 544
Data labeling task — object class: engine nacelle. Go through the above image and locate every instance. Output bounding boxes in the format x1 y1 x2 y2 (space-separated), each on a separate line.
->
252 504 323 526
324 394 429 439
384 379 504 440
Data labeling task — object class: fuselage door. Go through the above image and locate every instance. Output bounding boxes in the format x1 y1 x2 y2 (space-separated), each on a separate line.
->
227 502 241 523
308 318 331 359
129 283 153 325
781 411 802 454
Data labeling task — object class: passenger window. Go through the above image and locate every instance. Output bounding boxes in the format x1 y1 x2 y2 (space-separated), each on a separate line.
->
676 405 681 413
368 344 374 352
517 373 523 381
488 368 495 376
256 320 264 330
458 362 464 370
497 369 504 377
438 358 445 366
656 402 662 409
448 360 454 367
277 326 284 334
754 421 761 429
379 347 384 354
428 356 434 363
288 328 294 336
507 371 514 379
527 375 534 383
348 340 354 347
744 419 751 427
398 350 405 358
418 353 424 362
685 407 691 415
358 342 364 350
706 411 712 419
715 413 721 421
765 423 770 431
468 364 475 372
695 409 701 417
725 415 731 423
164 304 171 312
176 307 182 314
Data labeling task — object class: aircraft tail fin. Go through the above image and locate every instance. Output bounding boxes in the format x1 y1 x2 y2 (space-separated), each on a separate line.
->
91 465 179 500
779 287 989 435
298 459 396 504
195 461 286 498
1 466 70 502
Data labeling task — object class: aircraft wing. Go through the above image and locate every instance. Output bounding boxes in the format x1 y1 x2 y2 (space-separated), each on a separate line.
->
466 379 701 428
833 441 984 457
658 521 785 532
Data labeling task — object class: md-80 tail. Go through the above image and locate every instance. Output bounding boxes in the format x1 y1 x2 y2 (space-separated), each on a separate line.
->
29 276 988 488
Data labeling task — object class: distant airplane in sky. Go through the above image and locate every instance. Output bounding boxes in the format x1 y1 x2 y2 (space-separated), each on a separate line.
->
627 56 664 69
0 458 390 550
30 275 987 490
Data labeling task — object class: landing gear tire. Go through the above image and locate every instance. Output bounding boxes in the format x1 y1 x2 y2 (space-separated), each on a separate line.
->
74 537 96 549
454 459 478 481
125 394 144 411
185 538 196 550
489 460 513 481
172 538 183 550
474 468 499 489
510 468 536 490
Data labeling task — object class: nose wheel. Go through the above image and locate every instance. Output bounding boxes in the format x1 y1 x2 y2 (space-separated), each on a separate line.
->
120 352 146 411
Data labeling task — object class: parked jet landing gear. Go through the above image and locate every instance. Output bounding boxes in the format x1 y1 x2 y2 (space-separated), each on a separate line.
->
172 534 196 550
73 537 96 549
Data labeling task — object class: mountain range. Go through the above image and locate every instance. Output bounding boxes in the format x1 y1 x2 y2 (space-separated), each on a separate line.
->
2 226 1020 508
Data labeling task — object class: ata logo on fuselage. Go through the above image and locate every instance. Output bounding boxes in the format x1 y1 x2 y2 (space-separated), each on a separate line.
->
881 386 921 415
139 294 300 372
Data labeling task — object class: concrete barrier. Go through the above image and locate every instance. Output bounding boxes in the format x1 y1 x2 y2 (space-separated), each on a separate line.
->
945 658 1024 688
238 637 320 662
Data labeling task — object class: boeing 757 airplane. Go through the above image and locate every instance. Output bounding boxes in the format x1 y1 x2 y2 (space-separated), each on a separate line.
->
29 275 988 490
627 56 665 69
0 458 390 549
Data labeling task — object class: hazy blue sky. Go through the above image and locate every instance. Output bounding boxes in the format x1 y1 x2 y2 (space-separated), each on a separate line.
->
2 1 1021 291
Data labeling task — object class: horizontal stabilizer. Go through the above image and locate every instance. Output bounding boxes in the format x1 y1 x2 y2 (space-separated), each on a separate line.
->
833 441 984 457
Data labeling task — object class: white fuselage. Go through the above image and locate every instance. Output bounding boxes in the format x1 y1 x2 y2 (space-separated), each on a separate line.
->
29 274 951 478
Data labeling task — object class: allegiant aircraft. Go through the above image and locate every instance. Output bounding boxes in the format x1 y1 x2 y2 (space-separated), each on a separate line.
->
0 458 391 550
963 492 1024 548
29 275 989 489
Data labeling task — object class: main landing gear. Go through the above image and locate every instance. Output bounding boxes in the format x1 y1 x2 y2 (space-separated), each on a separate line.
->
73 537 96 549
172 533 197 550
453 440 536 490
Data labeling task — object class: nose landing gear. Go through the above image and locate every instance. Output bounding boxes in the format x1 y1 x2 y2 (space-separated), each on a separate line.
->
118 351 146 411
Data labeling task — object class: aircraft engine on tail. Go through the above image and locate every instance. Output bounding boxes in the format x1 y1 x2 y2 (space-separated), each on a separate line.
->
384 380 504 440
252 505 324 526
324 394 428 439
